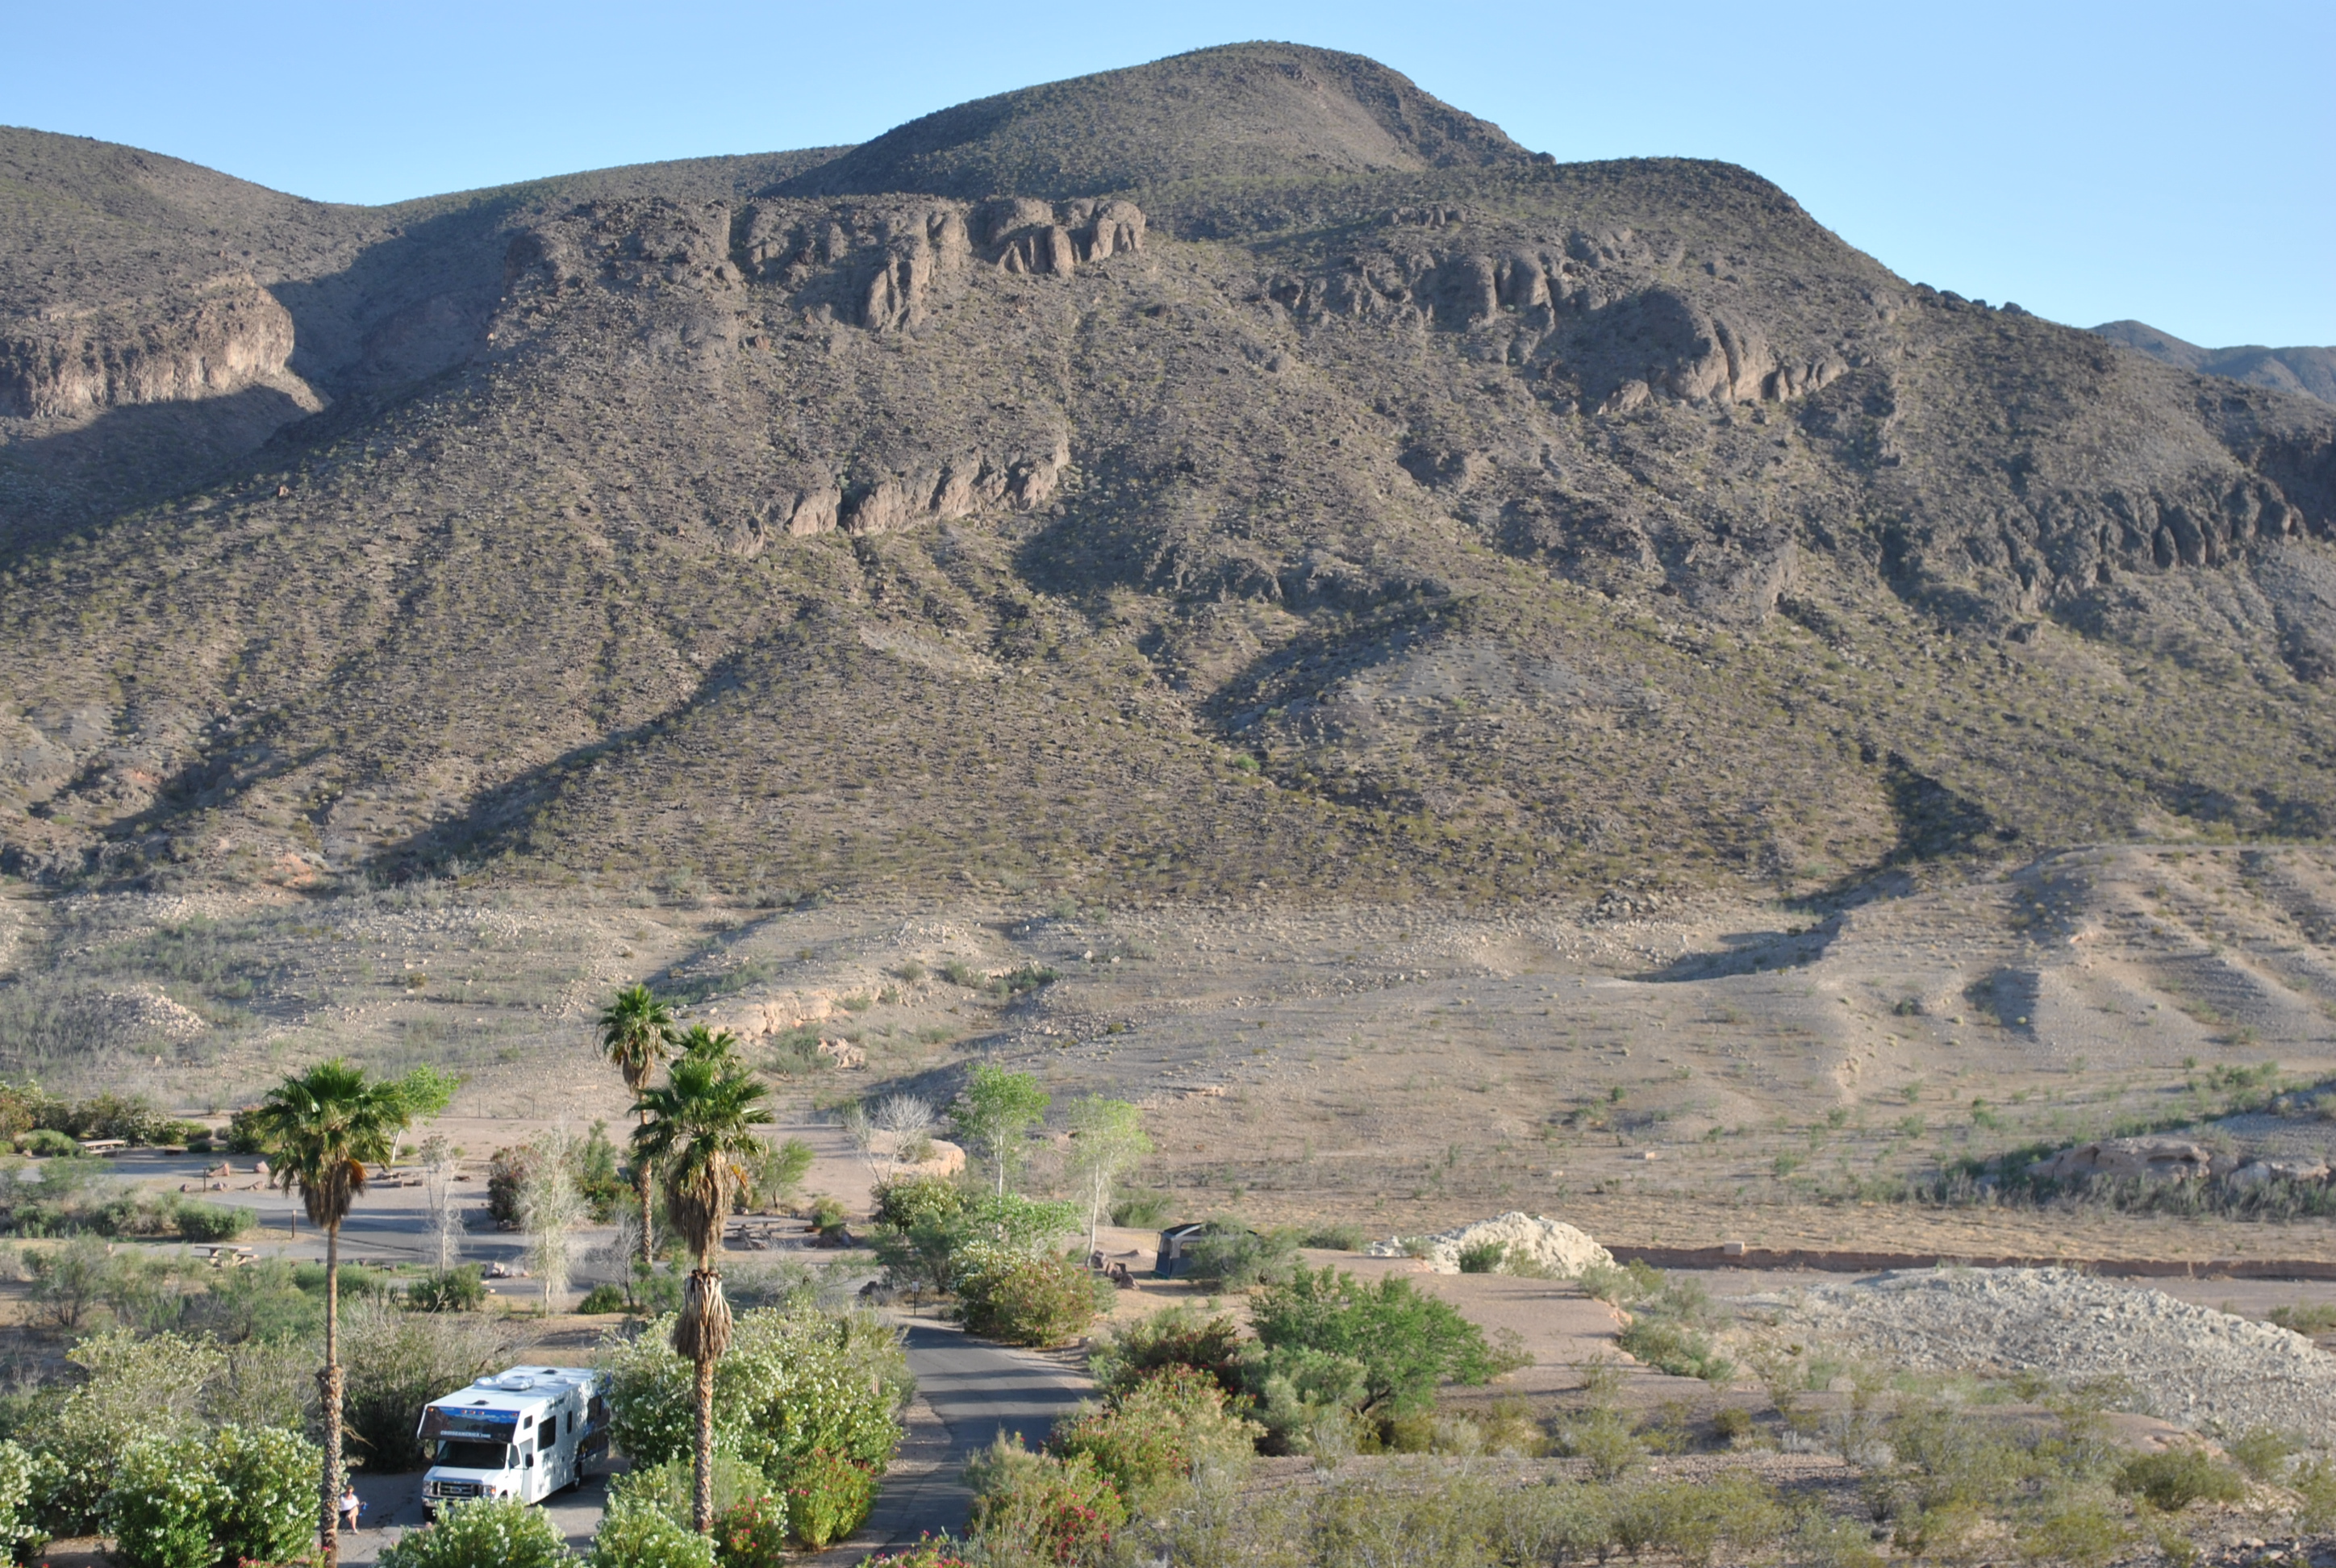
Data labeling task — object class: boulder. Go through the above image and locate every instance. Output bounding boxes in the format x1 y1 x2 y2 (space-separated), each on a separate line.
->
1368 1211 1612 1276
2225 1157 2331 1189
2029 1136 2219 1183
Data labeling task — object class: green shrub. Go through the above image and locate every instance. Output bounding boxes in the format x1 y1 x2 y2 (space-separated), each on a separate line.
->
105 1438 215 1568
2291 1457 2336 1533
872 1174 966 1232
1616 1317 1735 1383
1608 1476 1784 1568
17 1129 78 1158
805 1194 849 1233
1712 1405 1755 1444
599 1303 908 1483
586 1494 715 1568
1048 1365 1260 1509
1090 1305 1248 1402
575 1282 629 1314
173 1202 252 1243
965 1437 1127 1566
407 1266 486 1313
2016 1495 2130 1568
1299 1221 1367 1251
2267 1302 2336 1335
1457 1240 1509 1274
102 1424 320 1568
1180 1221 1298 1287
378 1495 574 1568
0 1441 31 1559
957 1250 1110 1347
1248 1264 1512 1419
607 1453 773 1528
713 1491 791 1566
27 1329 222 1534
772 1448 878 1549
2225 1428 2301 1481
1575 1259 1662 1303
1551 1408 1646 1480
205 1423 323 1566
1109 1190 1172 1228
2114 1449 2246 1512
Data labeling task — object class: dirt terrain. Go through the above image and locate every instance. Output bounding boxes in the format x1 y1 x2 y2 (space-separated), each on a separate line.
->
7 840 2334 1266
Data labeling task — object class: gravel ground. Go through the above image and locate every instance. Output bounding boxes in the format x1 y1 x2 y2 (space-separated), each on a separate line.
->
1741 1267 2336 1435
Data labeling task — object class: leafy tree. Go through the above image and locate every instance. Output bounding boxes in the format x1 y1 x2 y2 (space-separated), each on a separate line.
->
632 1053 771 1533
599 984 678 1266
1247 1264 1509 1420
1063 1097 1150 1254
949 1065 1049 1196
1089 1305 1248 1403
248 1060 448 1567
743 1136 815 1212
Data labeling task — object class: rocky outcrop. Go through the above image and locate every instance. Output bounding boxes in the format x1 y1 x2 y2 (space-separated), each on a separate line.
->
2227 1157 2332 1189
984 197 1148 277
0 275 298 418
775 440 1072 541
2030 1136 2224 1182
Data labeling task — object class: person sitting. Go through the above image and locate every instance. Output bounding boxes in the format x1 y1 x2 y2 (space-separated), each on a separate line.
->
340 1487 362 1533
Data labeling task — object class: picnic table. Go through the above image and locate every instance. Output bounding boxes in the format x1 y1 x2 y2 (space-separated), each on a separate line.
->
198 1245 258 1267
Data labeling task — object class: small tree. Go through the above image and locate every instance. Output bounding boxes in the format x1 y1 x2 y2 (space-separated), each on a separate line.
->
519 1130 588 1313
949 1065 1049 1196
1064 1097 1151 1254
417 1134 463 1273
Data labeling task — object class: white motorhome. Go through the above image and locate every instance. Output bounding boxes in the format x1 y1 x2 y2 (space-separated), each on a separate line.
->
418 1366 610 1516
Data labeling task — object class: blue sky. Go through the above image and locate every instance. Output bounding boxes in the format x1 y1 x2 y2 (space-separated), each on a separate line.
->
9 2 2330 345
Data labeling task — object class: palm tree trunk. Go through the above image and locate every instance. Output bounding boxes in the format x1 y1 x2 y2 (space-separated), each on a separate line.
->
636 1109 655 1269
319 1219 344 1568
691 1349 716 1533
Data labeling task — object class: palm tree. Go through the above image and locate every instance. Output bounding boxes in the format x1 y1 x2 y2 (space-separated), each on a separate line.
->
632 1053 772 1533
674 1022 743 1065
599 984 678 1266
252 1061 426 1568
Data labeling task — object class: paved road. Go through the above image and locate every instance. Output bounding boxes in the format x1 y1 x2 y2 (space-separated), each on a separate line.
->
817 1316 1093 1559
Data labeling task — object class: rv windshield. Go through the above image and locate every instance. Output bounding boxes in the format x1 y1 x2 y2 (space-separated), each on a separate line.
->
430 1439 512 1470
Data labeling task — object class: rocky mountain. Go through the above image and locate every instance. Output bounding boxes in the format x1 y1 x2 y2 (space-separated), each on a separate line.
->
2 42 2334 909
2092 319 2336 406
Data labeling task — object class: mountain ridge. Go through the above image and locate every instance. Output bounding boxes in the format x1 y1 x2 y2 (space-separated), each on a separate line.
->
1 45 2332 911
2092 318 2336 406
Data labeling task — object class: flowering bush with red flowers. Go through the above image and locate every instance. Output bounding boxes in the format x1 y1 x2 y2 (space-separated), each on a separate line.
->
774 1447 879 1549
858 1536 970 1568
712 1492 790 1568
965 1437 1128 1566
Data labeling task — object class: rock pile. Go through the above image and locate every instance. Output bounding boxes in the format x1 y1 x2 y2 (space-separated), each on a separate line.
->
1750 1267 2336 1434
1370 1211 1612 1276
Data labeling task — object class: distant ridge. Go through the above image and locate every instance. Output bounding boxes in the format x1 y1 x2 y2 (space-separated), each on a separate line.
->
2093 319 2336 405
781 41 1531 198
